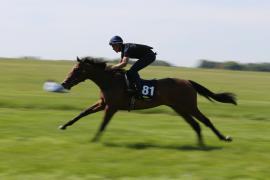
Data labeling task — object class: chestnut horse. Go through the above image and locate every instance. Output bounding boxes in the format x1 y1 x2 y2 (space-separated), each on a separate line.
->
59 57 237 145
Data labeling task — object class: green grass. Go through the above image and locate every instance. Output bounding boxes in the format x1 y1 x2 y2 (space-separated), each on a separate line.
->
0 59 270 180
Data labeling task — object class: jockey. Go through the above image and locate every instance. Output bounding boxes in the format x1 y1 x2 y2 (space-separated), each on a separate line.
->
108 35 156 95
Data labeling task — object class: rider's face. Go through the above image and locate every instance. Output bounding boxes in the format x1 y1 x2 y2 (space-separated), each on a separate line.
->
111 44 121 53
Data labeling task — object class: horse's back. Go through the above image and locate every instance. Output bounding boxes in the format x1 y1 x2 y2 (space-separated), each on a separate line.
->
156 78 197 106
157 78 193 90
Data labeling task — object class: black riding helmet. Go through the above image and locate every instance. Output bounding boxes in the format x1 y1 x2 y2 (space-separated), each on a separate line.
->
109 36 123 45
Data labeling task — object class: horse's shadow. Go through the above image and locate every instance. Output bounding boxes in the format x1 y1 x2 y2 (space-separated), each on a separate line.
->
103 142 222 151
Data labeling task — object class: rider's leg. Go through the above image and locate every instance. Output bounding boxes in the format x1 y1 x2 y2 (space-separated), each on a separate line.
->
126 71 140 90
127 52 156 93
125 72 137 94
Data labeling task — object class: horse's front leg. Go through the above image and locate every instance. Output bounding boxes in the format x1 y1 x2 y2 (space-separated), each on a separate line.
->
59 100 105 130
91 105 117 142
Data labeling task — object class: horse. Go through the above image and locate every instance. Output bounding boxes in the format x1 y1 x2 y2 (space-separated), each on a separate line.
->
59 56 237 145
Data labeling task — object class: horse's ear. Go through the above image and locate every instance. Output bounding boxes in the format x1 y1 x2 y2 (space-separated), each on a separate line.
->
76 56 81 62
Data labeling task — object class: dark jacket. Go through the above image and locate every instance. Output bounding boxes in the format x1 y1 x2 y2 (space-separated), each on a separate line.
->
121 43 153 59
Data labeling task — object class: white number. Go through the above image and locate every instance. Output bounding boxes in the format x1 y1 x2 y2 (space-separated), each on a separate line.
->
142 85 154 96
149 86 154 96
142 86 149 95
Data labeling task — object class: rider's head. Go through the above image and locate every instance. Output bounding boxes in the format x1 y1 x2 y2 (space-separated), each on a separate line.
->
109 35 123 53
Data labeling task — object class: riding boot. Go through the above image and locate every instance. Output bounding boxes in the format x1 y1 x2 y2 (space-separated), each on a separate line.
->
126 71 144 99
127 82 137 94
133 75 143 99
125 71 137 94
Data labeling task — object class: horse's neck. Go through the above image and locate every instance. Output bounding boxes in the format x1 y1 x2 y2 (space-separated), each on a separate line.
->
88 71 112 90
88 70 125 90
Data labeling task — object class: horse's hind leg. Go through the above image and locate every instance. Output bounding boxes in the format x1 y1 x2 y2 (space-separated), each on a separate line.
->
59 100 105 130
172 108 204 146
192 109 232 142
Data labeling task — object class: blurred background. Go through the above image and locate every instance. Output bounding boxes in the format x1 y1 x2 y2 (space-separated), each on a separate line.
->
0 0 269 67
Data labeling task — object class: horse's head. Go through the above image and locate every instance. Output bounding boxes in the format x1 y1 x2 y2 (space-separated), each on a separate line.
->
61 56 107 90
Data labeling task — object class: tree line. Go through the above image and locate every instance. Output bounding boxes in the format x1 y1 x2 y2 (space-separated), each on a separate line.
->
198 60 270 72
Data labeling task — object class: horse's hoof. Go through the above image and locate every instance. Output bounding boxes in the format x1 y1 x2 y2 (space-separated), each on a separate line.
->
91 136 100 143
225 136 233 142
58 125 66 130
198 139 205 147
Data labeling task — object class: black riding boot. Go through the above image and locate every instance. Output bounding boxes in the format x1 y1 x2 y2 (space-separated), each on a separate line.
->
125 72 137 94
132 73 143 99
126 71 143 99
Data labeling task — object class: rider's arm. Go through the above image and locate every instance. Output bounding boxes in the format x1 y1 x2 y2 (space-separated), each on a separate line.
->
110 56 129 70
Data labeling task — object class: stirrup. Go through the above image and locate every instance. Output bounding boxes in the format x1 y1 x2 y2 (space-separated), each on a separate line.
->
127 88 136 94
128 96 136 111
135 94 143 100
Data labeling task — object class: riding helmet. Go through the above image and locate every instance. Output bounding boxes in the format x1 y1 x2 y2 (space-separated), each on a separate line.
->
109 36 123 45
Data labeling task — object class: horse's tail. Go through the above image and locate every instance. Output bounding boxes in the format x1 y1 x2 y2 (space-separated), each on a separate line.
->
189 80 237 105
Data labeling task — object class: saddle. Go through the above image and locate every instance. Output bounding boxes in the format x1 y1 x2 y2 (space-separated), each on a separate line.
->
124 74 157 110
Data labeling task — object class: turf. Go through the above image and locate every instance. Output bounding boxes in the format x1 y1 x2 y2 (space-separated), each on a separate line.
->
0 59 269 180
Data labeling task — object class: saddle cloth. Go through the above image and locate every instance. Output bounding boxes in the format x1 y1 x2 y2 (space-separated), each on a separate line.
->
140 79 157 98
124 74 157 99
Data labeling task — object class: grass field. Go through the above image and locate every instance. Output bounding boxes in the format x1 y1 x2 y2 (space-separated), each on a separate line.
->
0 58 269 180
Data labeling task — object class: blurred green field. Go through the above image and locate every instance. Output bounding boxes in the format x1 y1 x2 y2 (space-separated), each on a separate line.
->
0 59 269 180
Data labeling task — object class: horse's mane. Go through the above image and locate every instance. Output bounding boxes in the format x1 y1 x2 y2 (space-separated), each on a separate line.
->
80 56 126 76
80 56 107 65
